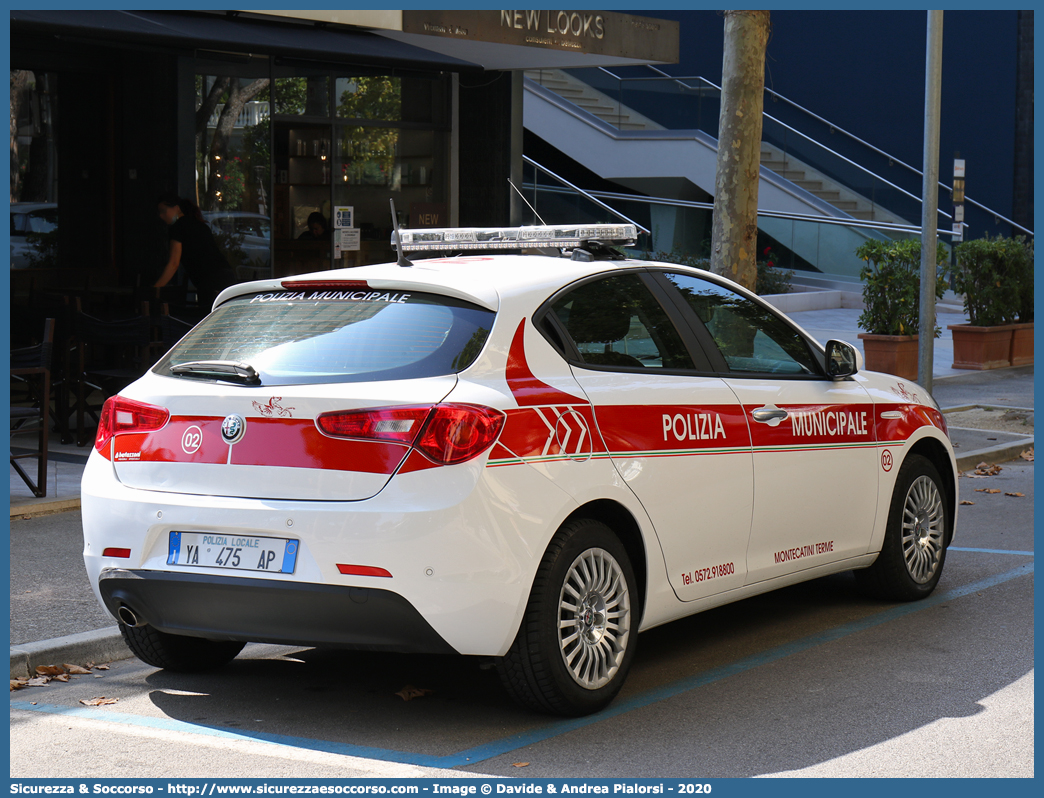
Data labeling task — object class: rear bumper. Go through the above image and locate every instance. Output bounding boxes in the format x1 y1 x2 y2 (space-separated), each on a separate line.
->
98 568 459 655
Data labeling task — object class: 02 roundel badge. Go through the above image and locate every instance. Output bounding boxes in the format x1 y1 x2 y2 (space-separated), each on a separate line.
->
221 414 246 445
881 449 893 472
181 425 203 454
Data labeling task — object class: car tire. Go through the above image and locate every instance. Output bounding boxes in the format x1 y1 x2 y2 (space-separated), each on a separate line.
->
119 622 246 672
497 518 638 716
856 454 949 601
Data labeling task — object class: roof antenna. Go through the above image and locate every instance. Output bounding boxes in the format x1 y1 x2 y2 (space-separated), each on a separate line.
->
389 198 413 267
508 179 546 225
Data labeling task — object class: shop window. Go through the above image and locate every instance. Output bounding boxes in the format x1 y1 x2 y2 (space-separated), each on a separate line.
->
195 74 272 281
333 75 443 124
335 76 401 122
271 71 449 276
10 70 58 270
274 75 330 117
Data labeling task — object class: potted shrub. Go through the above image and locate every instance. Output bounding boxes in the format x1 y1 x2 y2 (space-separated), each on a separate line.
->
856 238 946 381
1009 236 1034 366
949 235 1027 369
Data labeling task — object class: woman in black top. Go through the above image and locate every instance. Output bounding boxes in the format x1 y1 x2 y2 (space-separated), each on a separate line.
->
155 193 237 310
297 211 329 240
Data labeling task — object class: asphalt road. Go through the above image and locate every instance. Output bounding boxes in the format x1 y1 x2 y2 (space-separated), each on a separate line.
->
9 463 1034 779
932 364 1034 409
10 509 114 645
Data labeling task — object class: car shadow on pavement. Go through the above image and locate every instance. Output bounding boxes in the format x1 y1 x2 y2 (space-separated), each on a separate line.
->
130 568 1033 777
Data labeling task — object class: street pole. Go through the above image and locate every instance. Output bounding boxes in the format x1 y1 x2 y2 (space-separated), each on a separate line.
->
918 10 944 393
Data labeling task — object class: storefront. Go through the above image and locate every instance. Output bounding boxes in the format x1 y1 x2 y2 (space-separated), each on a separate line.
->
10 9 677 300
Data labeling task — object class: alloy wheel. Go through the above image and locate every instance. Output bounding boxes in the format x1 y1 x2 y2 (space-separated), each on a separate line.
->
557 548 631 690
901 475 945 584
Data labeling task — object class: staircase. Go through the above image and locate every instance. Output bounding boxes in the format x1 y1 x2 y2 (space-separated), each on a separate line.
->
759 143 909 225
525 68 910 226
523 69 662 132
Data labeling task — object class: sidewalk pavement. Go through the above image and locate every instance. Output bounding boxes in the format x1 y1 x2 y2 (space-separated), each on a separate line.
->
8 304 1034 676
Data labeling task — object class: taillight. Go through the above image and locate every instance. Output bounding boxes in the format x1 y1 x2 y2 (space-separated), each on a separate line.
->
414 404 505 465
317 406 432 444
317 403 505 466
95 396 170 452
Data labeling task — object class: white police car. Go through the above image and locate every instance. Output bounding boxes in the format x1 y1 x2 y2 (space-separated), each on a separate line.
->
81 223 957 716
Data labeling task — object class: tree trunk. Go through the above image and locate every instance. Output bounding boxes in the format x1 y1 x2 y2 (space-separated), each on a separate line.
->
710 10 770 291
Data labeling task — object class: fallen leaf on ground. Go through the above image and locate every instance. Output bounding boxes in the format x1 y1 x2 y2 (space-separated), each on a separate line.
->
1020 449 1034 462
54 674 70 682
35 665 66 677
26 677 50 687
10 680 29 691
395 685 434 702
1005 492 1024 498
92 665 110 671
63 664 92 675
973 463 1003 477
959 500 974 505
80 697 118 707
512 763 531 768
975 488 1002 494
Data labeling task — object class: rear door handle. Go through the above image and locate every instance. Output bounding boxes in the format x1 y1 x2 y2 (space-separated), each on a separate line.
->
752 405 788 426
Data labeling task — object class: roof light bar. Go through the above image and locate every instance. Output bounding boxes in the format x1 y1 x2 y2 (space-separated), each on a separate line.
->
395 224 637 253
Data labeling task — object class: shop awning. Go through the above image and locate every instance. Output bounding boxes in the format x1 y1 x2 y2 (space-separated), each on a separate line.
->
10 10 484 73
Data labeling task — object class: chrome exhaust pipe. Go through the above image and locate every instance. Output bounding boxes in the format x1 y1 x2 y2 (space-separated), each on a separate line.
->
117 605 140 627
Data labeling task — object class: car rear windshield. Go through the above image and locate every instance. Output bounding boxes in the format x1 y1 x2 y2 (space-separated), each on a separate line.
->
153 288 494 385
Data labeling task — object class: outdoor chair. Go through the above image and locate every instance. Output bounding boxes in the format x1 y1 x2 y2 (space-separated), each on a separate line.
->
10 318 54 497
72 307 159 447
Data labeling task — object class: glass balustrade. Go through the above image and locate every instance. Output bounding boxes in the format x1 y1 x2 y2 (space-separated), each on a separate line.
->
521 158 951 283
527 67 1029 244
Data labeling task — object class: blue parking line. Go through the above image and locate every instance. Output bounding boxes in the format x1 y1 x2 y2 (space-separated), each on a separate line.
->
446 560 1035 767
10 561 1034 770
949 546 1034 556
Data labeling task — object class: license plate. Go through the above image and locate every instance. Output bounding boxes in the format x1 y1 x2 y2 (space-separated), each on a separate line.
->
167 531 298 574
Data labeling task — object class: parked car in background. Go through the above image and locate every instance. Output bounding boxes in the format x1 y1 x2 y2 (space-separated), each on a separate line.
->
203 211 271 280
10 202 58 269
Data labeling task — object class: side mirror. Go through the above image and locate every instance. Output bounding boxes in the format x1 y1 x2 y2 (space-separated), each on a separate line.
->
825 339 860 379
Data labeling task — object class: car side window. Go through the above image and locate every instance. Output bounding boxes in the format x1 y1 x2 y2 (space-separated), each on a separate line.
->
551 273 695 370
664 272 819 376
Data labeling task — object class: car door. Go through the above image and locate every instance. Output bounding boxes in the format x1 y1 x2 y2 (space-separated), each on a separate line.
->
655 270 880 585
538 270 754 602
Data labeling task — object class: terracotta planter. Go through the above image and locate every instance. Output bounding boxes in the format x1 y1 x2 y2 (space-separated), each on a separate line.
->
1009 322 1034 367
857 333 919 381
948 324 1015 370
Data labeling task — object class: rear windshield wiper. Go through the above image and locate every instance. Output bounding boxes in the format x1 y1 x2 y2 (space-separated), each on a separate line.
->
169 360 262 386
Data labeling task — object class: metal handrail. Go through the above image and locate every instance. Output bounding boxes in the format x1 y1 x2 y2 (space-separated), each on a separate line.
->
594 65 1032 236
604 68 939 220
523 155 651 235
530 183 960 238
537 71 936 222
